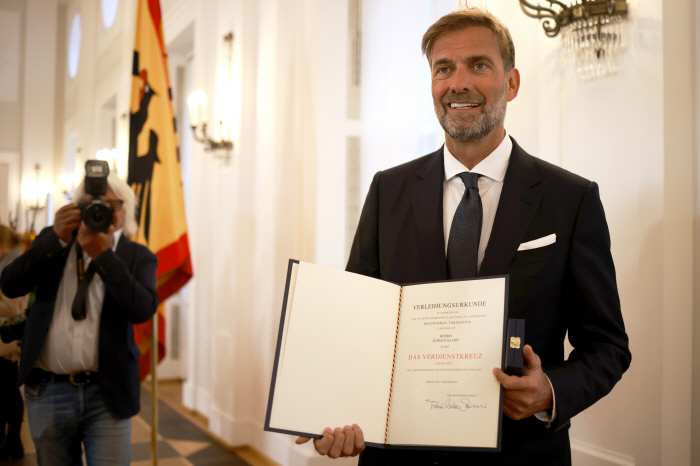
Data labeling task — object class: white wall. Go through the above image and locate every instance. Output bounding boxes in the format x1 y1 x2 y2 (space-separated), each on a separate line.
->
660 1 693 464
165 0 331 464
693 0 700 462
0 3 23 155
4 0 698 465
504 2 667 464
12 0 59 232
359 1 693 466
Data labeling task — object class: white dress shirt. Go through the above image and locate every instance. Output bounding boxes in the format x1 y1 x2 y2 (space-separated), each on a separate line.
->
37 230 123 374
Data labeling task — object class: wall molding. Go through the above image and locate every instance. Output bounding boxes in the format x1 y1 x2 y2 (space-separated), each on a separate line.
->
571 438 635 466
182 380 211 419
162 0 192 45
208 403 255 447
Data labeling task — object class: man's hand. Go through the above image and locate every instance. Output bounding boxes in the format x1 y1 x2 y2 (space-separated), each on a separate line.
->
53 203 82 243
493 344 553 420
295 424 365 458
77 223 115 260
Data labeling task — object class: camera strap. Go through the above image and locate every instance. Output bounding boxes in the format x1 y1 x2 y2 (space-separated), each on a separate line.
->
71 242 95 321
75 242 85 281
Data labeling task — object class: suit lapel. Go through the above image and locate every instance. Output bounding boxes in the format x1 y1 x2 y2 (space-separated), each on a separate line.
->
479 139 543 277
115 234 127 257
114 234 135 264
411 147 448 281
101 235 131 311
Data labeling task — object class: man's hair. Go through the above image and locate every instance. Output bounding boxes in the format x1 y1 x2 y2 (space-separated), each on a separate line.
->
422 8 515 72
73 171 139 238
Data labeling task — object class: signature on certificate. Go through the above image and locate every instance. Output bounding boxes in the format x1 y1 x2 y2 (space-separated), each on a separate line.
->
426 398 487 411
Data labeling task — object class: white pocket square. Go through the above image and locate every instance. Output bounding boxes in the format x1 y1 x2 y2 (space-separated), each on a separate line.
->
517 233 556 251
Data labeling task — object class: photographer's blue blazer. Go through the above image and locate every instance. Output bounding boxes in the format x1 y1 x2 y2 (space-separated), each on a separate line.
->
0 227 158 419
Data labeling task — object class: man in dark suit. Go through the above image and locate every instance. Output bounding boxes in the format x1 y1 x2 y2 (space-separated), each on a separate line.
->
1 173 158 465
297 8 630 465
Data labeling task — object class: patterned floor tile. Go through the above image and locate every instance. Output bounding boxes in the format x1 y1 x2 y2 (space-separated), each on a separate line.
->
168 439 211 457
131 439 181 461
136 387 251 465
186 443 252 466
131 415 153 443
139 388 209 442
131 458 194 466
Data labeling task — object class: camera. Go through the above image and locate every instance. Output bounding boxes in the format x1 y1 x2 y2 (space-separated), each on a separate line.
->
77 160 113 233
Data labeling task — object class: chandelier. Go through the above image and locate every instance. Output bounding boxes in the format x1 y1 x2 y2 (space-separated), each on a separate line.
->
519 0 629 81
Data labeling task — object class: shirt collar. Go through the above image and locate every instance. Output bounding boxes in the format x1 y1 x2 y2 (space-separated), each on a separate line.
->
443 131 512 182
112 229 123 252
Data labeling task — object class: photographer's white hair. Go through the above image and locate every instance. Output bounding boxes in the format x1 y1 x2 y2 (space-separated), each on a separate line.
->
72 173 139 238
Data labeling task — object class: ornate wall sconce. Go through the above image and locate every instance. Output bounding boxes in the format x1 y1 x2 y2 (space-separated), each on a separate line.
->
519 0 629 80
187 32 235 161
58 172 79 202
23 164 46 233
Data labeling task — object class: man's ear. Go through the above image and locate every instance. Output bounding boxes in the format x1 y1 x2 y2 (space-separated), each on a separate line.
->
506 67 520 102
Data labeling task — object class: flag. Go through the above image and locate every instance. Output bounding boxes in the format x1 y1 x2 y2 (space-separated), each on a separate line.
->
128 0 193 380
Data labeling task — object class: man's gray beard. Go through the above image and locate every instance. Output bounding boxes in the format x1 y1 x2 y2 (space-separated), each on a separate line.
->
435 81 508 142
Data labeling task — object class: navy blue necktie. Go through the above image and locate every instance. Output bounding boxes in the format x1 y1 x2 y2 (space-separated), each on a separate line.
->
447 172 482 279
71 244 95 321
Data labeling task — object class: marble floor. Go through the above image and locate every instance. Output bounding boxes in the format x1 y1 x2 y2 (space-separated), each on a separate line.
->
3 380 275 466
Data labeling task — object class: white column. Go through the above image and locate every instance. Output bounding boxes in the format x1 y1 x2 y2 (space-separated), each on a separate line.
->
661 0 693 464
22 0 58 232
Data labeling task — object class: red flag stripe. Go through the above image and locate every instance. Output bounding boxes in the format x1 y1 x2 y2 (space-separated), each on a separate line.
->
155 232 192 277
147 0 165 55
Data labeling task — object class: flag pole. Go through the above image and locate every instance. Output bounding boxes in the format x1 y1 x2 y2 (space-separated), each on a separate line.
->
129 0 193 461
151 314 158 466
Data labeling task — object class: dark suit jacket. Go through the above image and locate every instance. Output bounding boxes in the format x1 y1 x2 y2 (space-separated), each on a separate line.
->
0 227 158 419
347 139 631 465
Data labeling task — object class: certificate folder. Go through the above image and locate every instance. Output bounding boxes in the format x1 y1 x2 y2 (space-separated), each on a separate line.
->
265 260 509 451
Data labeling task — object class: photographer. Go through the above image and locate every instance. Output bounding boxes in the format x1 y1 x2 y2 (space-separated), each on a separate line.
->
0 163 158 465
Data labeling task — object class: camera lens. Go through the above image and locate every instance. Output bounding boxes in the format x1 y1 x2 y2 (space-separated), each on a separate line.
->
83 201 113 233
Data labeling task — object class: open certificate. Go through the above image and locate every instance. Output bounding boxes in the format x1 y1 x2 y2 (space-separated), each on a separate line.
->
265 260 509 451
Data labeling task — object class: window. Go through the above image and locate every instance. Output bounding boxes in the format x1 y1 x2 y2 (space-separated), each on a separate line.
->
68 14 81 79
101 0 119 29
